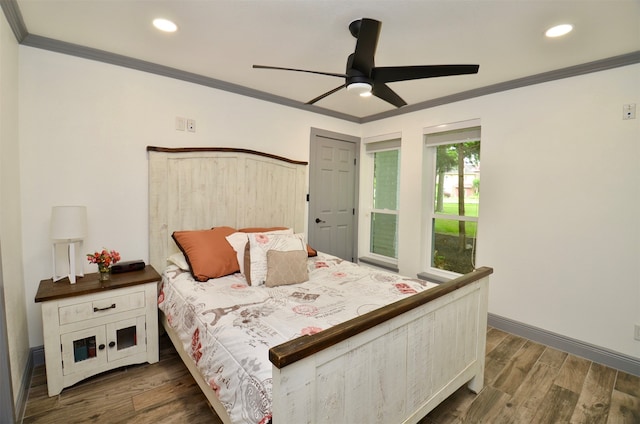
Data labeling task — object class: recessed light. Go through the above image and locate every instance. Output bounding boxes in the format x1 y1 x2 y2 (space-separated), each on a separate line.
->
545 24 573 38
153 18 178 33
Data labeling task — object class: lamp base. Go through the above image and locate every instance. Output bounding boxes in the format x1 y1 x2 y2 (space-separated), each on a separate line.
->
52 240 84 284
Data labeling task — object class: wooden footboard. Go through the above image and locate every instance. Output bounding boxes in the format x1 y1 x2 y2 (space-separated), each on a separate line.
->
270 267 492 424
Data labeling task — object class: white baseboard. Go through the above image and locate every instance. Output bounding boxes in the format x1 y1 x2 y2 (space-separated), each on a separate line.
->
488 313 640 377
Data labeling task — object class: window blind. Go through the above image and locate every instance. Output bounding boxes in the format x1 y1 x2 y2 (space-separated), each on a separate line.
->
425 126 481 146
365 138 401 153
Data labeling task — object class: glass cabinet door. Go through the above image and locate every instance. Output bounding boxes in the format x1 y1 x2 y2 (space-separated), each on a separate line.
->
61 326 107 376
106 316 146 362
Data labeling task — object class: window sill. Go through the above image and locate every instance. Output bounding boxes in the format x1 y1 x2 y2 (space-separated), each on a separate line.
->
358 257 399 273
417 271 456 285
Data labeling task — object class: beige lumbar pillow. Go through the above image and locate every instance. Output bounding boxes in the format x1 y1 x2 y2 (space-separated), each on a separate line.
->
265 250 309 287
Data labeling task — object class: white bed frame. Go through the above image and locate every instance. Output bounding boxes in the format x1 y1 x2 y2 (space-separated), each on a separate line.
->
148 146 492 424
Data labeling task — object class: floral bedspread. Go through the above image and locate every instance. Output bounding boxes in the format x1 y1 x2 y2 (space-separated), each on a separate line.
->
158 253 437 424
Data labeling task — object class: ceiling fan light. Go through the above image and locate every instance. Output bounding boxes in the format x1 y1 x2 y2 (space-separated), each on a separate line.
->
545 24 573 38
360 91 373 98
347 82 372 96
153 18 178 33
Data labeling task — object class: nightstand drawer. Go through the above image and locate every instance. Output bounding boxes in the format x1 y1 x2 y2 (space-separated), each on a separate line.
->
58 291 146 325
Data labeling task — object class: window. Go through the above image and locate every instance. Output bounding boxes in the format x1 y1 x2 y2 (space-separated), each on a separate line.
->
366 139 401 261
424 124 480 275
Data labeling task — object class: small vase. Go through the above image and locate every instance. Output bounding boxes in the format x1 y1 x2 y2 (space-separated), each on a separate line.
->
98 264 111 282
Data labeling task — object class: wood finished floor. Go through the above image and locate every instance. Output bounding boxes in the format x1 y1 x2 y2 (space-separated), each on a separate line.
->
23 327 640 424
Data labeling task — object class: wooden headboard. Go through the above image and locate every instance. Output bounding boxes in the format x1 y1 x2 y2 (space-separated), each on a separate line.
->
147 147 308 273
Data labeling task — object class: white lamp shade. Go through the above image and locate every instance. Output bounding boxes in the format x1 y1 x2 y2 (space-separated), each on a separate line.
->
50 206 87 240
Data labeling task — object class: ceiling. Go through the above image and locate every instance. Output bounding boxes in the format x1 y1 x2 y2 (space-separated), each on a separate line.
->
12 0 640 120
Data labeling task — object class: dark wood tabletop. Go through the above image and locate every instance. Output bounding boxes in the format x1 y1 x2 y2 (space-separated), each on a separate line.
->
35 265 160 303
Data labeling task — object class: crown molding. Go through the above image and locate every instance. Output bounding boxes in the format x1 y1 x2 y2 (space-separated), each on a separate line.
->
0 0 27 42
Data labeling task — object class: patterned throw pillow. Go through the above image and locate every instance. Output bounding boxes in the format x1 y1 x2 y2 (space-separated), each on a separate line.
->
246 233 306 286
226 228 293 276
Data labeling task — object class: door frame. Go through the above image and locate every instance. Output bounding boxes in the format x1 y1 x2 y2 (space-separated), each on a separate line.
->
308 127 361 261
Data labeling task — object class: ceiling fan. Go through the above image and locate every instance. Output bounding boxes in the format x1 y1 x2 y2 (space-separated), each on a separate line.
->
253 18 479 108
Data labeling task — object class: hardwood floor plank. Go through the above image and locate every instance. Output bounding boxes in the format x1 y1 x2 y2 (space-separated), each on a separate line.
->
22 389 58 420
555 353 591 394
492 340 546 395
495 361 562 424
606 388 640 424
570 362 617 424
421 385 476 423
22 396 135 424
460 385 510 423
613 371 640 398
132 374 203 411
537 346 569 368
485 327 509 353
484 333 527 384
533 384 580 423
127 392 221 424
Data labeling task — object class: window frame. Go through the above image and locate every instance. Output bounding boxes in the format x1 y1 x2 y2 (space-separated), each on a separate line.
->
361 134 402 266
422 120 481 278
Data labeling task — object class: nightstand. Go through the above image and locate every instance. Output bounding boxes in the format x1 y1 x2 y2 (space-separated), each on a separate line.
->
35 265 160 397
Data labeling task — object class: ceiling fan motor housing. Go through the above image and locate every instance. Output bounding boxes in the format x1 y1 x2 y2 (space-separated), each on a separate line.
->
346 53 373 89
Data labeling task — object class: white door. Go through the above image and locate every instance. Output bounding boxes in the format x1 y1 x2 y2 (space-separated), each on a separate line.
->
308 129 359 261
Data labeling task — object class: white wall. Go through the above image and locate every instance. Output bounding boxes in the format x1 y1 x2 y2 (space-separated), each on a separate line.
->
19 47 360 347
360 64 640 359
1 11 29 408
18 45 639 361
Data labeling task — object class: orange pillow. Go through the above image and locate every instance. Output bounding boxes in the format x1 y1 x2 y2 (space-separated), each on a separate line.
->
172 226 238 281
306 244 318 257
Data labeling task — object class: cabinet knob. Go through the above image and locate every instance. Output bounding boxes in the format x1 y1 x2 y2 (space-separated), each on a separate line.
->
108 341 116 348
98 344 105 350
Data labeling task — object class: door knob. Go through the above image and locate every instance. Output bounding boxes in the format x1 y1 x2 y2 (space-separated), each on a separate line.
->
108 341 116 348
315 218 326 224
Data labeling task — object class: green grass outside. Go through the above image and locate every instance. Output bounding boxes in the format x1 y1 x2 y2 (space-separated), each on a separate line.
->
434 202 478 236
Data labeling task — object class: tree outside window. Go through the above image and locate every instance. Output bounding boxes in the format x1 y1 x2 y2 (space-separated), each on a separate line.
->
428 128 480 274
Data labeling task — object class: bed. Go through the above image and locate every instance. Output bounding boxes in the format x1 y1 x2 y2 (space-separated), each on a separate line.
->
147 146 492 424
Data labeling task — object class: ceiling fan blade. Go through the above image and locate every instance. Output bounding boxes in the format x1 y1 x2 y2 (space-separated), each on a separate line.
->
351 18 381 74
372 64 479 83
306 84 346 105
372 83 407 108
253 65 347 79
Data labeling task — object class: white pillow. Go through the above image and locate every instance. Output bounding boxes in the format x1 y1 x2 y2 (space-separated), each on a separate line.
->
225 232 249 274
247 233 306 286
167 252 189 271
225 228 293 276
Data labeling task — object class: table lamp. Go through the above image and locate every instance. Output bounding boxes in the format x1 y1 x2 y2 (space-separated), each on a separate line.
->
50 206 87 284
